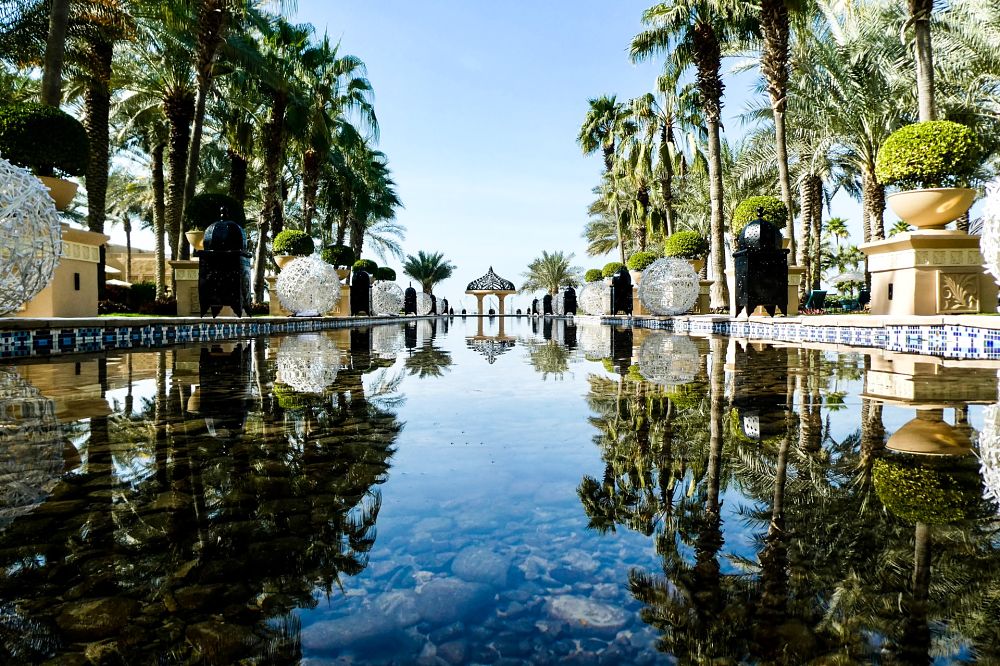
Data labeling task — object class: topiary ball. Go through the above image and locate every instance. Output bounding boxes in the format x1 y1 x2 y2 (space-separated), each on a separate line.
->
732 196 787 238
664 231 709 260
0 102 89 176
186 192 246 230
272 229 314 256
875 120 981 190
584 269 603 283
374 266 396 281
626 251 658 271
602 262 624 279
321 244 355 267
353 258 378 274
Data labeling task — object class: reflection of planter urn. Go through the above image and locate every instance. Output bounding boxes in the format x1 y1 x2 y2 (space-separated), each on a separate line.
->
38 176 77 211
274 255 299 270
185 230 205 251
186 387 200 413
887 408 973 456
887 187 976 230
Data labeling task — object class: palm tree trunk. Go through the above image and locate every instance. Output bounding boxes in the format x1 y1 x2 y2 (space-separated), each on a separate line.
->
659 122 675 238
864 169 885 241
124 216 132 283
83 39 113 234
228 148 248 205
164 90 195 261
302 148 320 235
152 143 167 299
706 118 727 309
761 0 795 259
798 180 812 292
910 0 936 122
810 175 823 291
40 0 71 106
253 94 287 301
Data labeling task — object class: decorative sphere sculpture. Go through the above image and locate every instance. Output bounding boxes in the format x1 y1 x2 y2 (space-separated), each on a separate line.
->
0 157 62 315
554 292 565 316
981 178 1000 286
980 403 1000 509
372 281 404 316
637 258 700 316
276 255 340 316
637 333 700 388
415 292 433 315
275 333 341 394
578 282 610 315
372 324 404 359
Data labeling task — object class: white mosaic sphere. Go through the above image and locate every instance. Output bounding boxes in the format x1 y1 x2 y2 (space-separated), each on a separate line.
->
637 258 699 316
0 157 62 315
554 292 565 316
578 321 611 360
579 282 610 315
276 255 340 316
979 403 1000 509
415 292 433 315
981 178 1000 286
372 324 404 360
637 333 700 388
372 281 404 316
275 333 341 394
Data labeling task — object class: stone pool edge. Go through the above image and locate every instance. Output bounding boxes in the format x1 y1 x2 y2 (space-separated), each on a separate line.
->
0 315 442 359
599 313 1000 361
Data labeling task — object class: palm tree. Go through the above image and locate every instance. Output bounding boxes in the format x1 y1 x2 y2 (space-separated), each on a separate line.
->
578 94 628 174
41 0 70 105
908 0 936 121
521 250 580 295
402 251 456 294
824 216 849 247
889 220 912 236
631 0 755 309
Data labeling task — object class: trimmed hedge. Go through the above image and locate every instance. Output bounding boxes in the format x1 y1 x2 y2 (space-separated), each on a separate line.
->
0 102 89 176
321 244 355 267
374 266 396 281
875 120 981 189
272 230 314 256
584 269 604 283
664 231 709 259
732 196 787 238
353 258 378 273
626 251 658 271
873 454 982 525
185 192 246 230
602 262 624 278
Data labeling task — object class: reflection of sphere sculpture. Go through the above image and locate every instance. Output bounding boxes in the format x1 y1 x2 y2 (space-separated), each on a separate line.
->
981 178 1000 286
578 322 611 359
980 404 1000 508
579 282 610 315
554 292 564 316
415 292 433 315
372 324 404 360
275 334 341 393
276 255 340 316
417 319 434 343
637 258 699 316
0 368 64 528
372 281 404 316
637 333 700 388
0 157 62 315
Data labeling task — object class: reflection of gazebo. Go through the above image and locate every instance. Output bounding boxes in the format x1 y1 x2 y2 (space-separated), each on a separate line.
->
466 267 516 315
466 315 515 364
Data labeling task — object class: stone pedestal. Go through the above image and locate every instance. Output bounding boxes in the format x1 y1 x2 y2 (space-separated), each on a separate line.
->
786 266 805 316
266 276 291 317
171 260 201 316
327 285 351 317
860 231 997 316
18 225 109 318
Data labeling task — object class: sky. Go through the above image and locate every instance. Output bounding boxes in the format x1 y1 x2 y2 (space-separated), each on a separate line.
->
117 0 866 309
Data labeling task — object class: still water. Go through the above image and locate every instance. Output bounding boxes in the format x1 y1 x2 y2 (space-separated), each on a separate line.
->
2 316 1000 664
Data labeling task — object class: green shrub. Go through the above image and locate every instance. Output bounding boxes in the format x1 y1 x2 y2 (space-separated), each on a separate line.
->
873 454 983 525
272 229 314 256
185 192 246 230
602 262 624 278
0 102 89 176
274 383 311 410
664 231 709 259
128 281 156 311
875 120 982 189
732 196 787 238
584 269 603 283
374 266 396 281
321 244 355 267
353 258 377 273
626 251 658 271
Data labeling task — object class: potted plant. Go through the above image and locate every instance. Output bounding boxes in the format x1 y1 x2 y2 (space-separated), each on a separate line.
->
875 120 982 229
374 266 396 282
272 229 314 269
626 251 658 284
184 192 246 251
584 269 603 283
664 230 710 274
731 196 788 247
0 102 89 210
601 261 624 281
321 244 356 282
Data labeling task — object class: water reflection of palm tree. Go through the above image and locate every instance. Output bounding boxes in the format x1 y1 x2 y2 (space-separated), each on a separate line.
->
405 343 452 378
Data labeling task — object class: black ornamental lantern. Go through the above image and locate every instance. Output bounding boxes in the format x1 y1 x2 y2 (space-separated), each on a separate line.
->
563 286 577 315
350 269 371 315
542 294 553 315
610 267 632 316
441 298 449 315
733 209 789 317
404 285 417 315
531 298 539 315
430 294 437 315
198 215 252 317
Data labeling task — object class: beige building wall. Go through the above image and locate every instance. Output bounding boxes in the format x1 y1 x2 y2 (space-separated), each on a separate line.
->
106 245 171 290
18 226 110 318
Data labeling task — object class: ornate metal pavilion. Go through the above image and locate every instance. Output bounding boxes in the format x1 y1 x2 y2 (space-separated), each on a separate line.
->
465 267 516 315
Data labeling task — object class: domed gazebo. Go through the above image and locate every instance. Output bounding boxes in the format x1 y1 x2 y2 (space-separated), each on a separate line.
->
466 266 516 315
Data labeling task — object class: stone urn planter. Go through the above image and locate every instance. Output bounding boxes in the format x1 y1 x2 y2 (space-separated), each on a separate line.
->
39 176 77 211
629 270 643 285
336 267 351 284
185 230 205 251
887 188 977 229
688 259 705 276
274 255 300 270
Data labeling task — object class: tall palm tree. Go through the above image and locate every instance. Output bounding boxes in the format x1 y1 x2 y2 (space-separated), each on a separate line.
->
402 251 456 294
908 0 936 121
520 250 580 295
578 94 628 174
632 0 755 308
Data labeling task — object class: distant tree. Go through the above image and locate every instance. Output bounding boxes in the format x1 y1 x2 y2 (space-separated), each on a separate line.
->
521 250 580 295
402 250 455 294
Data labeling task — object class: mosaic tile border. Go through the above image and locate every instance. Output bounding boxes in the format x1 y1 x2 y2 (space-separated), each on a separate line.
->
601 315 1000 361
0 316 435 359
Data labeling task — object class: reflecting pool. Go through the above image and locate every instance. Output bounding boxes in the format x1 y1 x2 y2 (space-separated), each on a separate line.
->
2 317 1000 664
